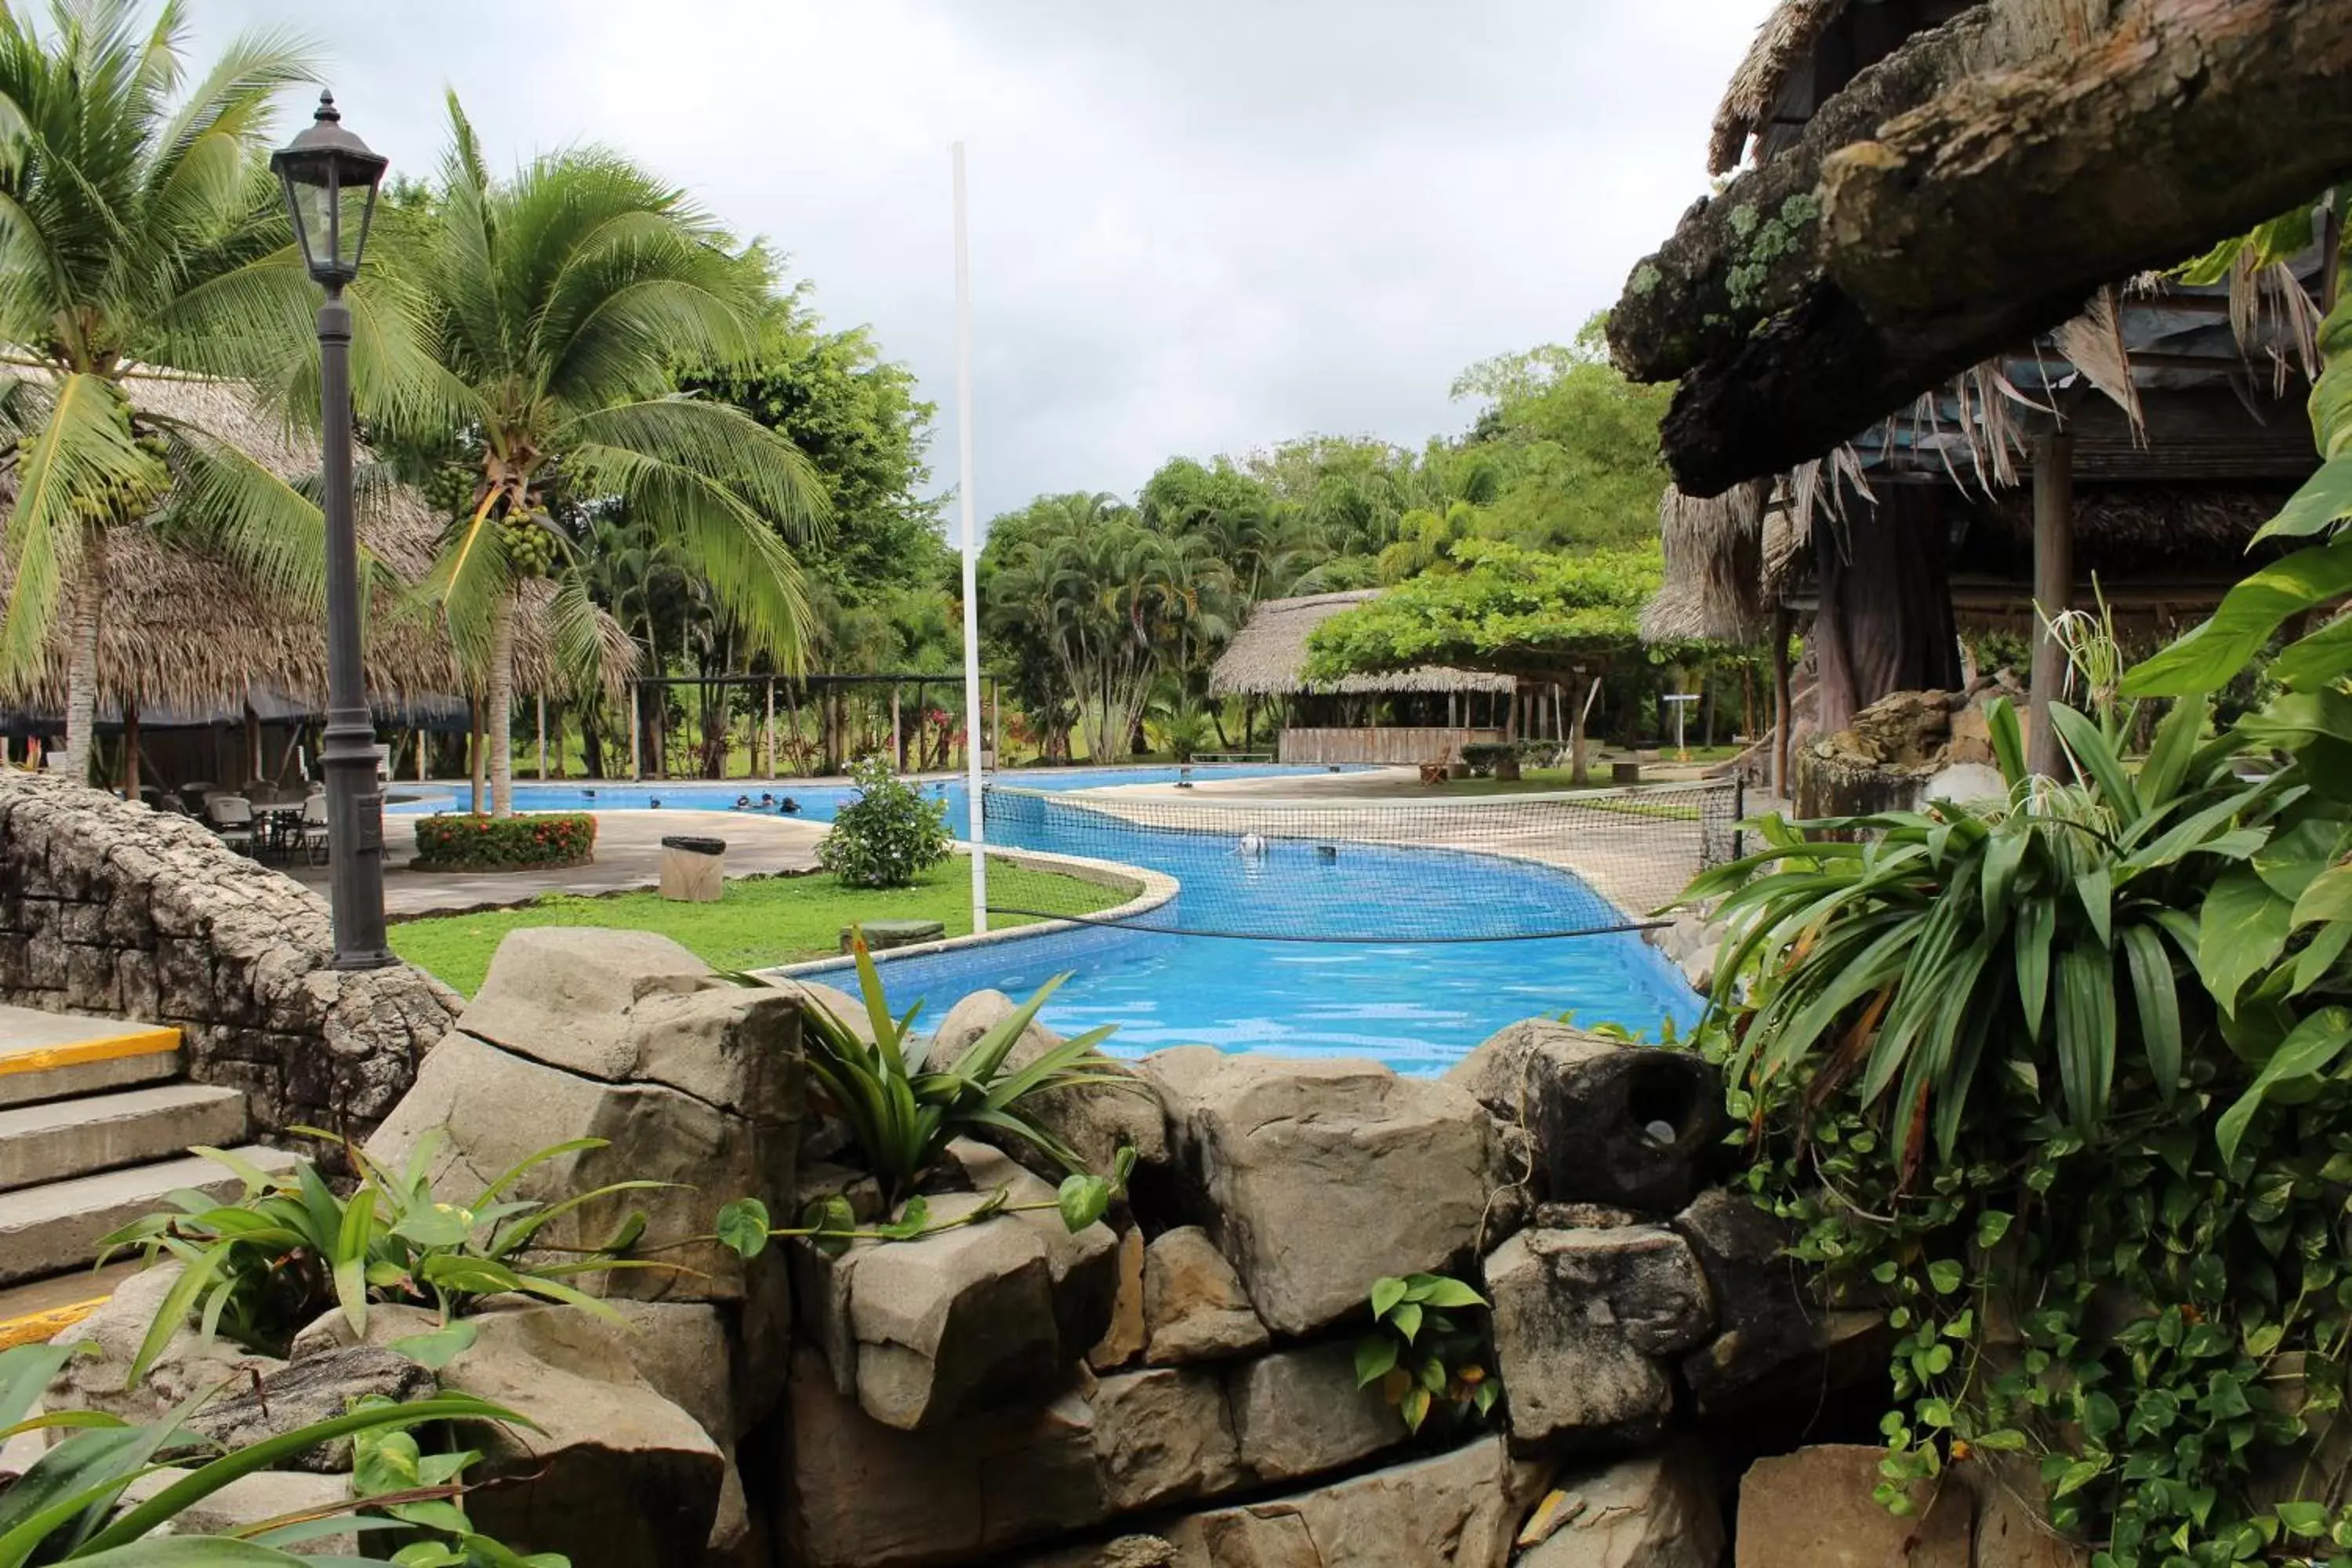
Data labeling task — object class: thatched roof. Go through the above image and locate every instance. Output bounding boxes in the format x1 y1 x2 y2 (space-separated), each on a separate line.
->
1708 0 1850 174
1646 476 2289 643
0 374 634 717
1207 590 1515 698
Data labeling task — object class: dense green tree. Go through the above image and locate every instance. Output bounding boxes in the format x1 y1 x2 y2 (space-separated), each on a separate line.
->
1302 540 1671 782
393 94 824 814
681 286 946 604
0 2 431 779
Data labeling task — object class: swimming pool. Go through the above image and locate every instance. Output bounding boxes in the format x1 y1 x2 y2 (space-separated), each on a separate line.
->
397 763 1701 1071
387 763 1337 820
799 780 1703 1073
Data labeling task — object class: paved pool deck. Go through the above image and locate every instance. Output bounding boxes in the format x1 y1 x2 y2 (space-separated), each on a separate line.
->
283 808 828 917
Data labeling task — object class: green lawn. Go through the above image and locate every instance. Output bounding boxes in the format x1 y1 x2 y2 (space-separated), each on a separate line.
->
389 859 1127 996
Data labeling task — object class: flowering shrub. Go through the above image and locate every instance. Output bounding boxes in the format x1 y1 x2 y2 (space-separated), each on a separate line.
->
412 811 596 870
818 756 951 888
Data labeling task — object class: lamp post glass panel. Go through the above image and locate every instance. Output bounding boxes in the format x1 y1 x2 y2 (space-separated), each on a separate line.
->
274 93 394 968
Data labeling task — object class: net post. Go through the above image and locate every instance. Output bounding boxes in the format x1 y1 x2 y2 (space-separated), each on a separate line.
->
953 142 987 935
1732 777 1745 864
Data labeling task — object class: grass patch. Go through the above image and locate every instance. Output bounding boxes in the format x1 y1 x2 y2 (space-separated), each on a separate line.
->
388 857 1128 997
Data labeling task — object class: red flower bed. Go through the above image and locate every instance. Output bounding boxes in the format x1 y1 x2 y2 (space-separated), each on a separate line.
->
412 811 596 872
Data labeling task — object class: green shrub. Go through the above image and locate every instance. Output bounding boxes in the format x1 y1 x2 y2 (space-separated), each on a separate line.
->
1352 1272 1497 1436
100 1134 670 1386
771 935 1134 1203
413 811 596 870
0 1339 549 1563
816 756 951 889
1685 693 2352 1560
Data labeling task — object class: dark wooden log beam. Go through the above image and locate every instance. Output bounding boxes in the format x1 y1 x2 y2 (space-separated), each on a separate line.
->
1822 0 2352 324
1619 0 2352 498
1606 6 2001 385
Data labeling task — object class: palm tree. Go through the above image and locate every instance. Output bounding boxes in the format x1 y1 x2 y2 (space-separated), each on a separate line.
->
0 2 408 780
395 96 824 815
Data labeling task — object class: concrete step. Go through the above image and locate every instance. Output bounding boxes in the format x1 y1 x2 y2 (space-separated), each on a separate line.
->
0 1083 249 1193
0 1007 183 1109
0 1145 301 1289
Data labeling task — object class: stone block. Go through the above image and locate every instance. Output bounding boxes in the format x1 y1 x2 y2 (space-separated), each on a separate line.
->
116 1468 358 1555
1446 1020 1726 1214
1673 1186 1888 1417
777 1346 1105 1568
1165 1434 1549 1568
48 1262 285 1426
946 1140 1123 1359
1142 1049 1497 1337
1735 1444 1971 1568
365 1029 793 1302
1145 1226 1271 1366
1515 1441 1722 1568
457 927 800 1118
184 1347 437 1471
1090 1366 1242 1512
1225 1342 1406 1484
849 1189 1062 1430
1089 1225 1148 1373
296 1303 724 1568
1483 1225 1713 1452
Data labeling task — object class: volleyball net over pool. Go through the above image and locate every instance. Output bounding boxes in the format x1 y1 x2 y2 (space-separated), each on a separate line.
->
973 779 1744 944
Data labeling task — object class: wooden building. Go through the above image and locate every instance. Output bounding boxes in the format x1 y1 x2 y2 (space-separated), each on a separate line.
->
1208 591 1516 765
1618 0 2339 789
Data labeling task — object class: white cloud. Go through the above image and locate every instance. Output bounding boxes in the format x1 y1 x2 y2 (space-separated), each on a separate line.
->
192 0 1768 520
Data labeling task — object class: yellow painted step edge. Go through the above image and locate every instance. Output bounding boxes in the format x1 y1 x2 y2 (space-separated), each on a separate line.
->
0 1296 104 1350
0 1025 180 1079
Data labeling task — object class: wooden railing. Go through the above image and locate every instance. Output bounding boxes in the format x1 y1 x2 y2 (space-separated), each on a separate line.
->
1276 727 1504 765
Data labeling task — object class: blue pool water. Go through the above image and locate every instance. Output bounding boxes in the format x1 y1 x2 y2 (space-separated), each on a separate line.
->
397 764 1700 1071
388 763 1331 822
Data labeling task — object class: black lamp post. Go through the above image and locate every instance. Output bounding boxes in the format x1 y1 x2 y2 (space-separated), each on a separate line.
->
273 91 394 969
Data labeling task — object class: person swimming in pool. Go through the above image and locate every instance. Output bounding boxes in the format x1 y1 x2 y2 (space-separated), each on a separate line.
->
1238 832 1267 858
735 795 752 809
759 792 776 808
779 797 800 815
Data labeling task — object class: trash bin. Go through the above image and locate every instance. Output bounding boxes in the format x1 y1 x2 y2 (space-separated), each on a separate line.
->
659 835 726 902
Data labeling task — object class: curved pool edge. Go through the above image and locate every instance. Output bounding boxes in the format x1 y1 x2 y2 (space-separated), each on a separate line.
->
753 844 1178 983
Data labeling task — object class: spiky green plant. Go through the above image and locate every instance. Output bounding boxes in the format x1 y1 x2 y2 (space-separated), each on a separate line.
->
390 94 826 815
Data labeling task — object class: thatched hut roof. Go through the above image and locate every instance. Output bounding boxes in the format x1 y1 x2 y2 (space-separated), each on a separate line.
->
1207 590 1515 699
1648 476 2290 643
1708 0 1851 175
0 374 634 717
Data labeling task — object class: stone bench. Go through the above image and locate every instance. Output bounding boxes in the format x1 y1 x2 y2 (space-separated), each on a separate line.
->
844 918 946 954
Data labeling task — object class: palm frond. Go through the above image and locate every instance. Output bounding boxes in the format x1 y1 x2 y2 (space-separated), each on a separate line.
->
140 402 325 609
0 371 144 681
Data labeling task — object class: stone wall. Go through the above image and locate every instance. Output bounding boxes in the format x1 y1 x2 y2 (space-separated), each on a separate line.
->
35 918 2077 1565
0 769 460 1137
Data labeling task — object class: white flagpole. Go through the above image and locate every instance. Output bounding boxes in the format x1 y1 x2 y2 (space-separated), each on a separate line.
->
953 142 988 935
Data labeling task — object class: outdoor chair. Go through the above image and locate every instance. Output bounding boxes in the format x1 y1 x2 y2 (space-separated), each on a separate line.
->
205 794 256 855
296 793 330 865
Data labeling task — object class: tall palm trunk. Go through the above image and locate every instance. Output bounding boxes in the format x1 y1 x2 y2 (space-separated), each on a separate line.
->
57 528 106 784
487 591 517 816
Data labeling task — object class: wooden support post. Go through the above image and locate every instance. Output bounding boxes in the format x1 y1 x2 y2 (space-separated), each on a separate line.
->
1770 606 1793 799
892 683 904 771
243 706 261 784
416 729 426 783
764 678 776 779
535 694 547 781
629 685 643 780
122 702 140 799
2028 432 2075 779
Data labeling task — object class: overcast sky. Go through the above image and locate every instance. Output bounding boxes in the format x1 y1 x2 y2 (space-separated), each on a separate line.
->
193 1 1769 526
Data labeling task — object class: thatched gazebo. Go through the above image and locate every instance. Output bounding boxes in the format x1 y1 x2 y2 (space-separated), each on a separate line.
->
1613 0 2336 789
0 374 634 792
1209 590 1518 764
